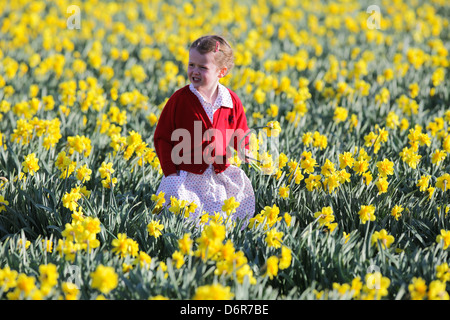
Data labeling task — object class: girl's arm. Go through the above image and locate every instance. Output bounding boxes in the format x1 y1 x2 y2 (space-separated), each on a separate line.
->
154 97 178 177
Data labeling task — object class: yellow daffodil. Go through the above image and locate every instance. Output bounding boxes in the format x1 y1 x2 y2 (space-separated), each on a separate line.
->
90 265 118 295
408 277 427 300
371 229 395 249
436 173 450 192
264 121 281 137
22 153 40 176
193 283 234 300
0 195 9 212
358 205 376 224
147 220 164 239
436 229 450 249
264 256 279 280
222 197 240 216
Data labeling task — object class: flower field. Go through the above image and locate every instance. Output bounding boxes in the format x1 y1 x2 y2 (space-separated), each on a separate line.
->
0 0 449 301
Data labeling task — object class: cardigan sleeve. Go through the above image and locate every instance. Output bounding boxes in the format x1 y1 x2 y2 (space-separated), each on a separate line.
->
154 95 178 177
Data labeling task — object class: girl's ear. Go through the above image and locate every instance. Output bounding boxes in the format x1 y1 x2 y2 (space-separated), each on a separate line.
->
218 66 228 78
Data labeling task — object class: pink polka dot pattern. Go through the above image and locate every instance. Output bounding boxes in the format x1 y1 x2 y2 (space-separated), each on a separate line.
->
155 83 255 225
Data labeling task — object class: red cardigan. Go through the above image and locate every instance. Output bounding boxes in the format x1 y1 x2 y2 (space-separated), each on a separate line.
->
154 85 250 177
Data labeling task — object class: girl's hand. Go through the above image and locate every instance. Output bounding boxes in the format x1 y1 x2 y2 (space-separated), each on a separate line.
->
167 173 177 177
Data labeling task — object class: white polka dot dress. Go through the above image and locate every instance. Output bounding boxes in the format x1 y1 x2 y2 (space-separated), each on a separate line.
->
156 83 255 226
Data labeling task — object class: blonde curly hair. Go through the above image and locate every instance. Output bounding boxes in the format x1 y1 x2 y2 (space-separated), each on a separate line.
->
189 35 234 76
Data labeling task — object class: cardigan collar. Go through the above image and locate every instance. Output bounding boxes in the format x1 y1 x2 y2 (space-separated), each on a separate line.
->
189 83 233 109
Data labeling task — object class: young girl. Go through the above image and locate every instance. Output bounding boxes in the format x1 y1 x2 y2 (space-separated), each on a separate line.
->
154 35 255 225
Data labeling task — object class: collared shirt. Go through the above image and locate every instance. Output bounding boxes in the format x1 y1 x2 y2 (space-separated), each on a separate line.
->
189 83 233 122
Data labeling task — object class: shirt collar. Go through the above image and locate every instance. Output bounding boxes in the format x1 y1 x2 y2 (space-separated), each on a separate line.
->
189 83 233 109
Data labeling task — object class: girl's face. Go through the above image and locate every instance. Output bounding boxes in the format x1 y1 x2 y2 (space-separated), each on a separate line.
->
187 48 226 91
